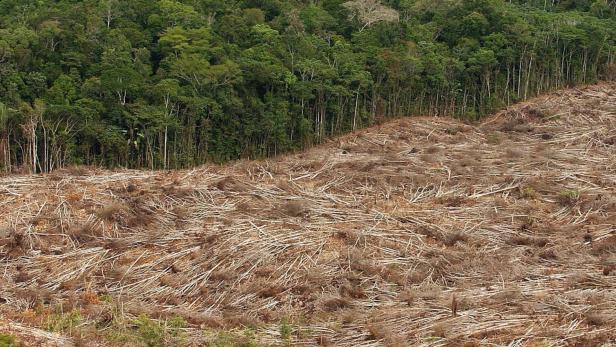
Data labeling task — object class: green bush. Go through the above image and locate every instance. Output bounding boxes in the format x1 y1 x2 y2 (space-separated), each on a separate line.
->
45 310 82 334
558 189 580 206
520 186 538 199
135 314 165 347
280 319 292 342
0 334 19 347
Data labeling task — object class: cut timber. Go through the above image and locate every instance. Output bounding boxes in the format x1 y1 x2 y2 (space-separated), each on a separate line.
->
1 83 616 346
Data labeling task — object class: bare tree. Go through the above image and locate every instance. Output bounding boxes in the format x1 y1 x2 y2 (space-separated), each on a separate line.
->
101 0 119 29
19 100 45 173
343 0 399 32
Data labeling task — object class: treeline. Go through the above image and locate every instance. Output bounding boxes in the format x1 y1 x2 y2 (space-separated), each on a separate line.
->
0 0 615 172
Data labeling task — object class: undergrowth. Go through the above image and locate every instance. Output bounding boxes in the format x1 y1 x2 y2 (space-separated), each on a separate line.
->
0 334 19 347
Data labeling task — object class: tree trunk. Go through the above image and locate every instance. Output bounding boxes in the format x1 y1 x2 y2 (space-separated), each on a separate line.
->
353 89 359 131
164 125 168 170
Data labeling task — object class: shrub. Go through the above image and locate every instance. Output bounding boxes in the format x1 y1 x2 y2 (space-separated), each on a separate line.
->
134 314 164 347
211 332 257 347
0 334 19 347
558 189 580 206
46 310 82 334
279 319 292 342
168 316 187 341
520 187 538 199
133 315 188 347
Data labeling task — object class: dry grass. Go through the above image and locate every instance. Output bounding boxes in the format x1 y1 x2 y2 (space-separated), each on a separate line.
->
1 83 616 346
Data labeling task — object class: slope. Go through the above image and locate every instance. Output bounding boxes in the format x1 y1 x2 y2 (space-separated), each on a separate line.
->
1 83 616 346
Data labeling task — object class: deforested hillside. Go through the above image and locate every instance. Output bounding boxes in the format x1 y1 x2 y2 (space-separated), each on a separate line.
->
1 83 616 346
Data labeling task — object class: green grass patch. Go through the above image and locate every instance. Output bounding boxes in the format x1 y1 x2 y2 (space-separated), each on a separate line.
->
0 334 20 347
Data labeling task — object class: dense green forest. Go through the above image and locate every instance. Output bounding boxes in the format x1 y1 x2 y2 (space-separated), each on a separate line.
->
0 0 615 171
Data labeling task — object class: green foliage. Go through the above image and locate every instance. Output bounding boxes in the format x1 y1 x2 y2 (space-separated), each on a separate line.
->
135 314 165 347
520 186 538 199
558 189 581 206
45 310 82 334
0 0 614 171
279 318 293 342
98 294 114 304
132 314 188 347
168 316 188 340
210 330 257 347
0 334 19 347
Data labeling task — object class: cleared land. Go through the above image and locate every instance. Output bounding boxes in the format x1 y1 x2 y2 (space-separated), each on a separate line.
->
1 83 616 346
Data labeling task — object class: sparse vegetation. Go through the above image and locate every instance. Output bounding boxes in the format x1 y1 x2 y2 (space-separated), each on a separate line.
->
45 310 82 335
558 189 581 206
520 187 539 200
210 331 257 347
134 315 165 347
279 319 293 344
0 334 19 347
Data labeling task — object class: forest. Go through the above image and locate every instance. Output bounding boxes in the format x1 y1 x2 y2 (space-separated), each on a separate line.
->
0 0 615 171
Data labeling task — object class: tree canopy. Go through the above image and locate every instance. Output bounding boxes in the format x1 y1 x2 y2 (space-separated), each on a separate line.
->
0 0 614 171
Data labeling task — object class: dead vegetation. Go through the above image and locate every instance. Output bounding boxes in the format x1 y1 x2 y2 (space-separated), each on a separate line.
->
1 83 616 346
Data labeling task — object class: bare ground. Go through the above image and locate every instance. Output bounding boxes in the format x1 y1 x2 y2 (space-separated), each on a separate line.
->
1 83 616 346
